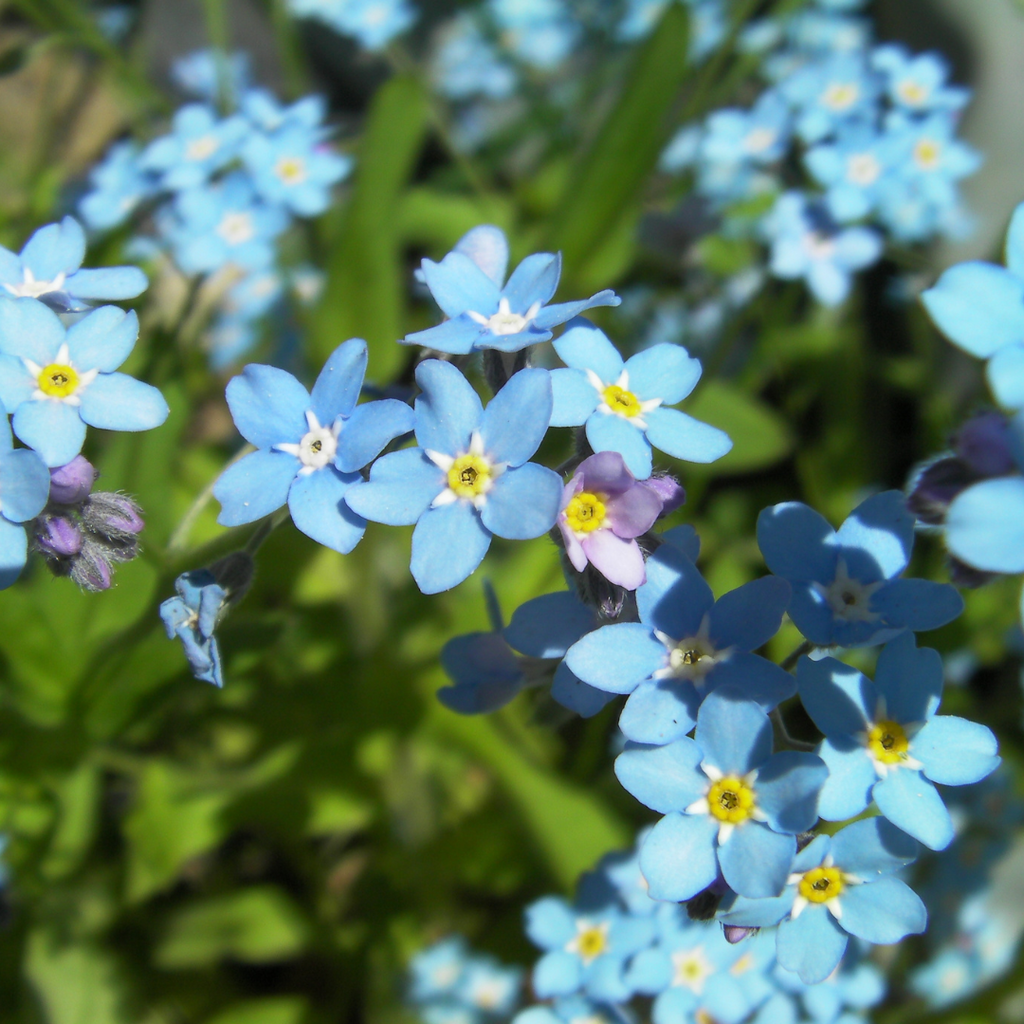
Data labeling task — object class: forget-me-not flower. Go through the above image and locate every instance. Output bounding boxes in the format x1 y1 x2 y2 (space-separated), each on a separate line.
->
214 338 414 553
0 298 169 467
0 398 50 589
565 543 795 746
160 569 228 687
616 691 827 901
757 490 963 647
345 360 562 594
287 0 416 51
0 216 147 312
871 45 968 112
78 141 158 231
549 318 731 480
797 634 999 850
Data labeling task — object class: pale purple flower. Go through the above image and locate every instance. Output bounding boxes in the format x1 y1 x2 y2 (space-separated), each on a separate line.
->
557 451 662 590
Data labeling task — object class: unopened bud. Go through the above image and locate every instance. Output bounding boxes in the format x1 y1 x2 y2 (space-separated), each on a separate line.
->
35 516 83 558
81 492 144 540
723 925 757 944
70 544 113 592
48 455 97 505
955 413 1015 477
641 473 686 517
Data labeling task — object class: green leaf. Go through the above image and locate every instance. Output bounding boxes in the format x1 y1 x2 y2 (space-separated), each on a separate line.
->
156 887 310 968
41 763 100 880
205 999 308 1024
545 3 690 282
397 186 513 252
685 381 794 474
310 75 429 379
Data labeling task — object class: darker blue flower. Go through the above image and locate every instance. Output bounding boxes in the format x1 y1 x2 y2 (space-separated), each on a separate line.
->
160 569 227 687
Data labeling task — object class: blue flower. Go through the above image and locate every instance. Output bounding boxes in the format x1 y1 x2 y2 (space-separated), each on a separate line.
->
139 103 250 191
719 818 925 984
0 216 147 312
171 49 252 101
0 298 169 467
159 569 227 687
797 634 1000 850
409 937 470 1002
548 318 732 480
871 44 969 112
214 338 414 552
78 141 158 231
701 91 792 167
617 692 826 902
287 0 416 50
0 399 50 589
487 0 579 70
763 192 882 306
403 228 620 355
163 172 289 275
889 111 981 209
432 15 517 101
780 54 879 143
344 360 562 594
565 543 795 746
757 490 964 647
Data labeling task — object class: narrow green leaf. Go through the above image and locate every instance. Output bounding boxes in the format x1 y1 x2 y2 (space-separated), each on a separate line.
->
205 999 308 1024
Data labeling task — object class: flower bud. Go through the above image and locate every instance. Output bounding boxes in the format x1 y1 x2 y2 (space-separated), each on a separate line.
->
48 455 97 505
723 925 757 944
69 543 113 592
641 473 686 517
35 515 83 558
80 492 145 540
955 412 1015 477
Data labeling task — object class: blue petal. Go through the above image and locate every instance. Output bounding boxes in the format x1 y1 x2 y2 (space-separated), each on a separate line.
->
550 662 616 718
479 367 552 466
787 583 839 645
708 576 791 651
65 265 148 301
626 948 672 996
553 317 624 381
586 412 653 479
0 353 34 412
65 306 139 371
835 490 914 581
225 363 310 449
816 739 875 821
411 501 491 594
921 261 1024 358
502 252 561 312
21 216 85 280
524 896 576 949
335 399 415 473
0 515 27 589
643 407 733 464
1007 201 1024 278
624 344 703 404
614 737 706 813
214 449 297 526
550 368 599 427
661 524 700 561
0 448 52 522
946 477 1024 573
533 951 582 998
708 654 796 712
695 691 773 775
13 399 86 467
343 448 444 526
481 323 553 353
718 823 795 899
871 578 963 632
717 890 794 929
797 656 872 737
653 986 700 1024
0 296 66 363
873 769 952 851
79 373 169 432
873 633 943 724
776 906 848 985
830 816 919 877
639 812 719 902
838 878 926 944
755 751 828 834
403 316 485 355
532 290 621 330
566 623 666 694
481 463 562 539
618 679 698 746
912 716 1000 786
988 343 1024 409
310 338 367 422
504 591 597 657
636 543 713 640
414 359 483 454
421 251 501 319
453 225 508 286
288 466 365 553
757 502 837 582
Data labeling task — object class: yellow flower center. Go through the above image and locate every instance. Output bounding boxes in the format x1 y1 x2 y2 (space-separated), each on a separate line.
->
822 82 858 110
564 491 607 534
602 384 642 418
914 139 942 169
575 926 608 962
798 866 845 903
447 454 492 499
867 719 911 765
275 156 307 185
37 363 80 398
897 80 928 106
185 134 219 161
707 777 756 824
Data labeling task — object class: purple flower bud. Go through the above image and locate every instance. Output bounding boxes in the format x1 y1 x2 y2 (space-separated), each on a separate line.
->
948 557 998 589
35 516 83 558
70 544 113 592
906 456 975 526
640 473 686 517
955 413 1015 477
723 925 757 944
81 493 145 539
48 455 98 505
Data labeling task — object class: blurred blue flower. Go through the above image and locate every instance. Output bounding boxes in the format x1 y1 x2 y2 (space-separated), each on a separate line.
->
287 0 415 50
0 398 50 590
78 141 158 231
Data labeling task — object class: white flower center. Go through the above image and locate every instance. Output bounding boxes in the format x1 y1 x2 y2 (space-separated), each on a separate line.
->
896 79 929 106
185 134 220 161
217 211 255 246
467 296 541 336
814 557 883 622
4 267 66 299
803 231 836 262
847 152 881 186
274 409 341 474
653 617 730 682
743 127 777 155
671 947 714 993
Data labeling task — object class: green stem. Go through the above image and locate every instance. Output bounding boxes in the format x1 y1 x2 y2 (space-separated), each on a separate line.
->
780 639 814 673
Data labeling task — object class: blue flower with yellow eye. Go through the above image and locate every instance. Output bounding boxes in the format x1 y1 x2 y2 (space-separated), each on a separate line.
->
345 360 562 594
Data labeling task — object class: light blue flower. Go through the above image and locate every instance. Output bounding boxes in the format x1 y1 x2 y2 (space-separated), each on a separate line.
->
139 103 249 191
0 298 169 467
404 228 620 355
432 15 516 101
159 569 227 687
0 398 50 589
214 338 414 553
889 111 981 209
287 0 415 50
344 360 562 594
780 54 878 143
78 141 158 231
701 91 792 167
565 543 794 746
616 691 827 901
409 937 470 1002
488 0 579 70
719 818 925 984
0 216 147 312
871 44 969 112
171 49 251 102
756 490 964 648
548 318 731 480
797 634 999 850
763 192 882 306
